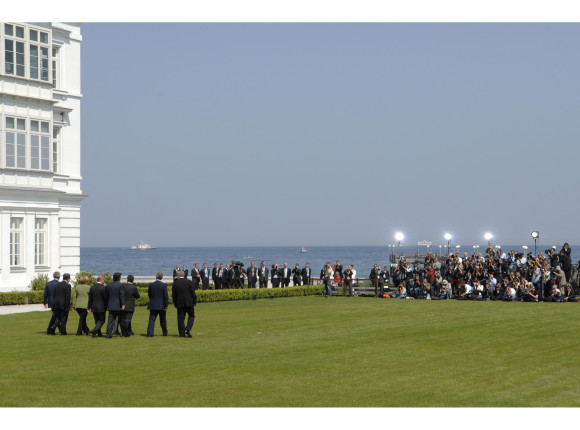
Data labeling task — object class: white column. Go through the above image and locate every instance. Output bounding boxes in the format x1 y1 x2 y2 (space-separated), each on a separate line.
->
25 212 36 280
50 210 60 271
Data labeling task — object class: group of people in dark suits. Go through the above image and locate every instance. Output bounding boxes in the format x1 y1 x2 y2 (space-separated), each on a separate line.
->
43 271 196 339
172 261 313 289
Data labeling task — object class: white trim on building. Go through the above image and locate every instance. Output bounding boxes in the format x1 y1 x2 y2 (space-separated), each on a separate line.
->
0 22 85 291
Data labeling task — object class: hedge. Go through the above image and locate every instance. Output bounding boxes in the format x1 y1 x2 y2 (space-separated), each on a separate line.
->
0 291 45 306
0 285 326 307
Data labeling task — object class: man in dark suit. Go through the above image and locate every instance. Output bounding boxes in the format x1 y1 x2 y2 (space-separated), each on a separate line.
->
301 263 311 286
88 275 107 337
172 270 197 337
120 275 140 337
212 263 219 290
247 261 258 289
50 273 72 335
43 271 60 335
191 263 201 290
216 263 225 290
281 262 291 288
200 263 211 290
182 265 189 280
222 264 232 289
147 272 169 337
173 264 180 280
258 261 269 289
105 272 125 338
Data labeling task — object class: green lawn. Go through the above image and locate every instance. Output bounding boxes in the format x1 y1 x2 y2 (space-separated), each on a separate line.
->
0 296 579 407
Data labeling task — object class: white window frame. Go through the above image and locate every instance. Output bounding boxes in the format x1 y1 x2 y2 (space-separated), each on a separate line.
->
2 23 51 82
35 218 48 266
10 217 24 267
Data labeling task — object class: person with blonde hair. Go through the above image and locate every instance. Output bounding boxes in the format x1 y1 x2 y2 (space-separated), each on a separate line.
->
73 275 91 336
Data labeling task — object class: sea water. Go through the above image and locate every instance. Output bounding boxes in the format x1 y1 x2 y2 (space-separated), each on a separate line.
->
81 245 579 278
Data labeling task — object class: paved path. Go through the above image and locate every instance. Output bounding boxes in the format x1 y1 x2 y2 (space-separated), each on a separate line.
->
0 304 49 315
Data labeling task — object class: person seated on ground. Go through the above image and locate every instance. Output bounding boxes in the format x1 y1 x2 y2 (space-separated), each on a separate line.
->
431 271 442 297
522 281 539 302
502 282 517 301
417 278 431 299
391 283 406 299
482 277 495 300
438 280 451 300
492 282 504 301
563 284 577 302
546 284 563 302
406 274 421 299
458 281 474 300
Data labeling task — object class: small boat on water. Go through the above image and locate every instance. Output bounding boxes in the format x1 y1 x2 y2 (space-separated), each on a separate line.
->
130 241 156 250
297 247 308 253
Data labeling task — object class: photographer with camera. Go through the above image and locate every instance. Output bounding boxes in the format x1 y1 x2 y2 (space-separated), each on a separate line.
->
292 263 302 286
230 261 245 289
271 264 280 288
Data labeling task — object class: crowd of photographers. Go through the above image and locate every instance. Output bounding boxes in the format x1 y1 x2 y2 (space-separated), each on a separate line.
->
386 243 577 302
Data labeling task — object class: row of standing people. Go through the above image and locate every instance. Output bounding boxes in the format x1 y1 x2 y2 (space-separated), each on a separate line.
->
43 271 198 338
172 261 315 289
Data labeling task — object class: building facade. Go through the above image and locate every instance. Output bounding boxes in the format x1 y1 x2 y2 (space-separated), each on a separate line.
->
0 23 84 291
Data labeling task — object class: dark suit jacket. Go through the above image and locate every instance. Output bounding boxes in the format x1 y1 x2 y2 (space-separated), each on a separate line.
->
148 280 169 311
247 266 258 280
183 269 189 280
172 278 197 308
201 268 211 281
301 267 311 282
258 266 269 282
53 281 71 310
281 267 291 281
88 282 107 312
123 283 141 312
43 278 59 308
292 268 302 282
105 281 125 311
191 268 201 286
212 267 219 282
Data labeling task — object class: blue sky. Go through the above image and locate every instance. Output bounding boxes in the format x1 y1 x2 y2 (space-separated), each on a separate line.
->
79 22 580 247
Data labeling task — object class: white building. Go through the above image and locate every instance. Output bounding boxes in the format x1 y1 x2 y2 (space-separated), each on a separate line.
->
0 23 84 291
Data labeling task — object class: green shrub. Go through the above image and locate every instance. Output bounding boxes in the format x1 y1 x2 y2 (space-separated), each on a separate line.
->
29 273 50 291
0 284 325 307
0 291 44 306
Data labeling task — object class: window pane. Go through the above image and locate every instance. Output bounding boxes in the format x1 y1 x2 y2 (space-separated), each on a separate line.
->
15 26 24 38
17 118 25 130
31 120 39 132
40 32 48 43
6 117 15 129
31 135 40 169
16 133 26 168
5 24 13 36
30 29 38 41
5 40 14 74
6 132 15 167
41 136 50 170
30 45 39 79
40 47 49 81
41 121 49 133
16 41 25 77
